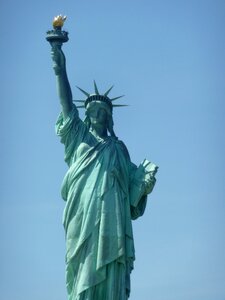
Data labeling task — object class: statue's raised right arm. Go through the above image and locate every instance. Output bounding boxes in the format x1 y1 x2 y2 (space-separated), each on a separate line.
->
51 44 74 119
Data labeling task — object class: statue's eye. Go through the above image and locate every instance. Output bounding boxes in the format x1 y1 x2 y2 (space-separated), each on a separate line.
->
88 110 93 116
100 110 106 117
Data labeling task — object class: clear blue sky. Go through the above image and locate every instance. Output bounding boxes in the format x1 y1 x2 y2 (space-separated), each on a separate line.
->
1 1 225 299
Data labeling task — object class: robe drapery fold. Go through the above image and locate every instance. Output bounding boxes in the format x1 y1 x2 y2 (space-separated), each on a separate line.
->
56 105 153 300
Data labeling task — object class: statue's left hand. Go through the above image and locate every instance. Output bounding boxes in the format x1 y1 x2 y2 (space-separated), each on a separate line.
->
144 175 156 195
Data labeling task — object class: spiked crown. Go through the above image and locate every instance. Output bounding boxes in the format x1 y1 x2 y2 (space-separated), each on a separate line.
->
74 81 127 112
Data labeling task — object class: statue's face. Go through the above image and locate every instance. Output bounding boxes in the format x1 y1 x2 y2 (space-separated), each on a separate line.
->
88 104 108 127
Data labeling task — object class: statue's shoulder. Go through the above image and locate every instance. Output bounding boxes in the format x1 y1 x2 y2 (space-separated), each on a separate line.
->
113 138 130 159
116 138 126 147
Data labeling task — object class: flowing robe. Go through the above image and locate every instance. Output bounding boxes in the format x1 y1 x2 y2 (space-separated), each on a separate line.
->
56 106 152 300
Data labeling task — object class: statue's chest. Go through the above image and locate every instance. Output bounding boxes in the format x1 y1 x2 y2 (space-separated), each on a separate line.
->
75 139 125 169
76 142 93 158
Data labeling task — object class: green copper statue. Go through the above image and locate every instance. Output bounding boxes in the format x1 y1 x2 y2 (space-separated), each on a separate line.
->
47 16 158 300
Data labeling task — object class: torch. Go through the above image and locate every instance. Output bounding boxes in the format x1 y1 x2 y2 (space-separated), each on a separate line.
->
46 15 69 48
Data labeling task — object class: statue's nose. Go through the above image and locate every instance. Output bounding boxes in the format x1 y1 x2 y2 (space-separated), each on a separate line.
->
91 111 97 118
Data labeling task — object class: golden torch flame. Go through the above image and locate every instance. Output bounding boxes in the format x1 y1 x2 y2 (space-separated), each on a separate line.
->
53 15 67 28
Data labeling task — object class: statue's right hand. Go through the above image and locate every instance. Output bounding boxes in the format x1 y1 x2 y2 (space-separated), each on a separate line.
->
50 44 66 75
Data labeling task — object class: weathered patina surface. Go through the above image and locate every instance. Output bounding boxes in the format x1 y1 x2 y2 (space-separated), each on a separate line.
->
47 18 158 300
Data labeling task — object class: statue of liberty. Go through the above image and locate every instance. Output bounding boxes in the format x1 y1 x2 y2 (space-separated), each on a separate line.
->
47 16 158 300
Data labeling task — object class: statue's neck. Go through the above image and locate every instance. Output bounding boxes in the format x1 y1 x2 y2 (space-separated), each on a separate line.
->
90 125 108 139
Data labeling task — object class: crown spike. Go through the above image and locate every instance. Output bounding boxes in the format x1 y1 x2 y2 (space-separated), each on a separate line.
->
76 86 90 97
73 100 86 103
104 85 114 96
110 95 125 101
112 104 128 107
93 80 100 95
